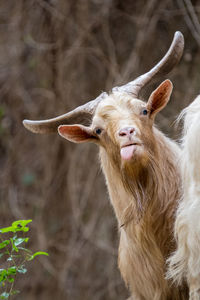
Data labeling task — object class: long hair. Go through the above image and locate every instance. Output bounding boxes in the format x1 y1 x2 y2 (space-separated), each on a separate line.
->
167 96 200 295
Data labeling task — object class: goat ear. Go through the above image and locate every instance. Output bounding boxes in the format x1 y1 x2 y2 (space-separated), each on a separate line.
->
58 125 96 143
147 79 173 118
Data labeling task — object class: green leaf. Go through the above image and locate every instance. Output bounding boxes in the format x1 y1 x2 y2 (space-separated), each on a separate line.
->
7 267 16 276
0 267 16 284
8 277 14 283
0 269 5 272
17 265 27 274
10 238 19 253
11 220 32 233
12 220 32 227
0 240 10 249
0 226 15 233
0 220 32 234
0 269 8 282
13 237 29 246
0 292 9 299
28 251 49 261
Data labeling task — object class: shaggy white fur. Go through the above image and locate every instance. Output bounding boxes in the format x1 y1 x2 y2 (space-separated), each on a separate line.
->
168 95 200 299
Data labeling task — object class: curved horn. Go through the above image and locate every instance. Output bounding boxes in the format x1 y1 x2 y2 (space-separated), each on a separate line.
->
23 92 107 134
23 32 184 134
113 31 184 96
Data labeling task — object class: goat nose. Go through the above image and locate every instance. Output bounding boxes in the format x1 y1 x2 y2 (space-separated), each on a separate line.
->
118 127 135 137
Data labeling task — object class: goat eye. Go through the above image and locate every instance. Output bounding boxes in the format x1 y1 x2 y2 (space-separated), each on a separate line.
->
142 109 148 115
95 128 102 135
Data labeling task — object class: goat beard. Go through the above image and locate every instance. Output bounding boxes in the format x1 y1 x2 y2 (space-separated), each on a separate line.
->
120 149 160 226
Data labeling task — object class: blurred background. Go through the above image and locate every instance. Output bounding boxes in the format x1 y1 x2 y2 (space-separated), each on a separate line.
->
0 0 200 299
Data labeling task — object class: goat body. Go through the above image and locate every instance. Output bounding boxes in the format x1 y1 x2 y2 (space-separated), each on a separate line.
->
97 92 187 300
101 134 181 299
168 95 200 300
100 130 181 299
58 84 188 299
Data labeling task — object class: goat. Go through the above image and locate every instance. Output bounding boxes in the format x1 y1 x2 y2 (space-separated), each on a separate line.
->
167 95 200 300
23 32 188 299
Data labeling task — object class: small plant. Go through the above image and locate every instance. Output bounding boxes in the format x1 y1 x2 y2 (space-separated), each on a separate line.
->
0 220 48 299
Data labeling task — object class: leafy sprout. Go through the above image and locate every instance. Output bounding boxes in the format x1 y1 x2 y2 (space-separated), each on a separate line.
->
0 220 48 299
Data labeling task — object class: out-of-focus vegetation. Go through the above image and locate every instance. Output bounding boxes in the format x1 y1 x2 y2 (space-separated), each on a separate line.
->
0 220 48 299
0 0 200 299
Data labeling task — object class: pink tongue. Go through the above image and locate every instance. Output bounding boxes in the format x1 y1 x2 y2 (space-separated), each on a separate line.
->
120 145 136 160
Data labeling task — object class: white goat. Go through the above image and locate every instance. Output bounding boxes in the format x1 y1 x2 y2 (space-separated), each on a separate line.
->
168 95 200 300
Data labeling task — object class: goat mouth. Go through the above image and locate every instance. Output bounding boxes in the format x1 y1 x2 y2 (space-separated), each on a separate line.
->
120 143 140 161
121 142 139 148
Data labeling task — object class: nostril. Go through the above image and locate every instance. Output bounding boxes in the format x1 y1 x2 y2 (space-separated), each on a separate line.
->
119 131 127 137
129 128 134 134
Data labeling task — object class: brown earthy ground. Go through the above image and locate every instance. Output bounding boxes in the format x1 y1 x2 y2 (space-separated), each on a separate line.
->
0 1 200 299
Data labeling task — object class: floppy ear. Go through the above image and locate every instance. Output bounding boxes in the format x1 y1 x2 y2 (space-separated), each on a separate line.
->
147 79 173 119
58 125 97 143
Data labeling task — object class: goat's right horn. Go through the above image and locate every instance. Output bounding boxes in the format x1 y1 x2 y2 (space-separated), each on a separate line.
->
113 31 184 97
23 92 107 134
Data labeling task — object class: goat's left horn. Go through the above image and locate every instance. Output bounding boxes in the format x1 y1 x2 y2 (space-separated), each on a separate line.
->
113 31 184 96
23 92 106 134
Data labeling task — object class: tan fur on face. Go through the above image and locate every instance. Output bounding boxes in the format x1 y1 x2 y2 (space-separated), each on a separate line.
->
94 92 155 169
90 91 188 299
